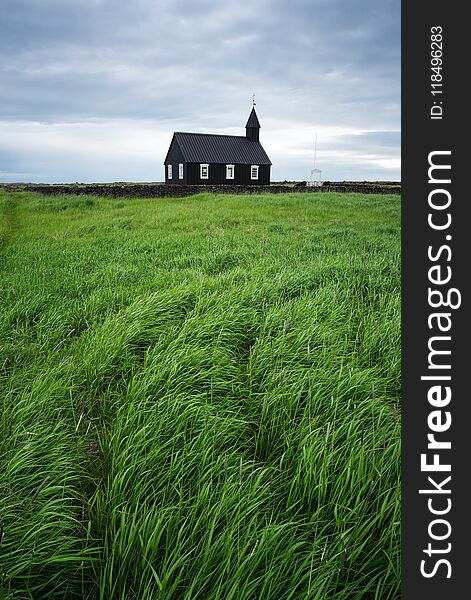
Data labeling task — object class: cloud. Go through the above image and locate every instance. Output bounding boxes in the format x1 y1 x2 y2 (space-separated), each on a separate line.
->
0 0 400 182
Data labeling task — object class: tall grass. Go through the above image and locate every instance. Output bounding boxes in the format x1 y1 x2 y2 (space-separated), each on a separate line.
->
0 191 400 598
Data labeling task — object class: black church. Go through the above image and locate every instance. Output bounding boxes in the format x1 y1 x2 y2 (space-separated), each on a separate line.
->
163 107 272 185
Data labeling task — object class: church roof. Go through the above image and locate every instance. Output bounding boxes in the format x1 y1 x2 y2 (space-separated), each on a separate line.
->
168 131 271 165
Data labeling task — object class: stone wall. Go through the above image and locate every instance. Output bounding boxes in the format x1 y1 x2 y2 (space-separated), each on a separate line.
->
2 182 400 197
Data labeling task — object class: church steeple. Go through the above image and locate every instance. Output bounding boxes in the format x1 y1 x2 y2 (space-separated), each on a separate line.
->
245 107 260 142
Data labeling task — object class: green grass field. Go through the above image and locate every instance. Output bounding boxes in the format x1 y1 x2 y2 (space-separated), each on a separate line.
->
0 190 400 599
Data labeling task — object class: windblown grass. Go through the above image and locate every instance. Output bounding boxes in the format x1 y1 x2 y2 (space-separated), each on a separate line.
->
0 190 400 599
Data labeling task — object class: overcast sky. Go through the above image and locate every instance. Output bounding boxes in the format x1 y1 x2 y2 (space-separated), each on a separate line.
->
0 0 400 183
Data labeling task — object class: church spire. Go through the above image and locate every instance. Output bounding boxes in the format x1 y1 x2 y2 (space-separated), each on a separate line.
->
245 106 260 142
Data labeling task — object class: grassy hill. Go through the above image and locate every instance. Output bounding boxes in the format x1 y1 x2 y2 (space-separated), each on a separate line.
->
0 190 400 599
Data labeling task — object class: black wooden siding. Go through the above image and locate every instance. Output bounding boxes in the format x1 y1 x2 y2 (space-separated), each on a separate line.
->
165 160 270 185
184 163 270 185
164 138 187 184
